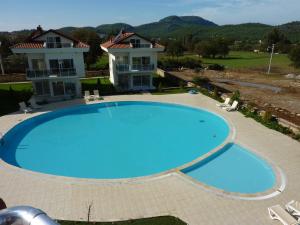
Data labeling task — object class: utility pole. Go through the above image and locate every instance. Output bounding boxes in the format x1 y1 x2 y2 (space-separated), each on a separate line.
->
267 44 275 75
0 41 5 75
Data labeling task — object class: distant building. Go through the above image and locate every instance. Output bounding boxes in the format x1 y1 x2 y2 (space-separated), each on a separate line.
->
101 30 164 91
11 26 89 101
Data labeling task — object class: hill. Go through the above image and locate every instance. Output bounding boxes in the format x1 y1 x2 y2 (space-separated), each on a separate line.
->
1 16 300 42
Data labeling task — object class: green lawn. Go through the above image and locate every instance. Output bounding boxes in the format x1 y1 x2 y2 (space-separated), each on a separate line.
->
201 51 295 71
0 82 32 91
0 77 114 116
59 216 187 225
0 77 111 91
160 51 299 73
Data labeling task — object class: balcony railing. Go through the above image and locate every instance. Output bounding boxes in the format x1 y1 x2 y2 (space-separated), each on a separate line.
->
45 42 73 48
26 68 77 78
130 43 152 48
116 64 130 72
132 64 154 71
116 64 154 72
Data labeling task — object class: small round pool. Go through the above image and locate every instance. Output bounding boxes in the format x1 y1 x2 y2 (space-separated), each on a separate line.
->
0 101 230 179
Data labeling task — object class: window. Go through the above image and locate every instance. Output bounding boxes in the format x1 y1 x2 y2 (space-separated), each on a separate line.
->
52 81 65 96
118 74 129 89
64 82 76 96
34 81 50 96
49 59 74 74
132 57 141 65
130 39 141 48
32 59 46 70
46 36 62 48
133 75 151 88
116 56 129 64
132 57 150 65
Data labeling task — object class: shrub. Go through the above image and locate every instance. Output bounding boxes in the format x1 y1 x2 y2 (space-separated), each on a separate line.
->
231 90 240 103
158 57 202 70
158 82 163 92
96 78 101 90
179 81 185 90
207 64 225 71
193 76 210 86
213 87 219 98
263 111 273 122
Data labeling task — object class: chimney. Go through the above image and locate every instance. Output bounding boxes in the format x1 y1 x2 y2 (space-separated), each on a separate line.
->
37 25 43 32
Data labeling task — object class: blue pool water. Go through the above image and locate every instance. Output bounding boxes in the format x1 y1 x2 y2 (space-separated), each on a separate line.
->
182 143 276 194
0 101 230 179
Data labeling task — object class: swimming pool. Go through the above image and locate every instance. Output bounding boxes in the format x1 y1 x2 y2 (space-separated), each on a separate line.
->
182 143 276 194
0 101 230 179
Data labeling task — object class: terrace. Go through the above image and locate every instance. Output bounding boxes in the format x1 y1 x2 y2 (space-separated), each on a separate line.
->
0 93 299 225
26 68 77 79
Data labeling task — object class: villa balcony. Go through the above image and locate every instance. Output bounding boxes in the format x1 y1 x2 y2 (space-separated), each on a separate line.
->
116 64 154 72
130 43 152 48
45 42 73 48
26 68 77 79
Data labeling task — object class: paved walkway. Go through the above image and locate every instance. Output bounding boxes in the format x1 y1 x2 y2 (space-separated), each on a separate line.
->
0 93 299 225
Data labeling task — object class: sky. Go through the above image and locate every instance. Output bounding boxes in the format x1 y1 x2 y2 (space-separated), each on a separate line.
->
0 0 299 31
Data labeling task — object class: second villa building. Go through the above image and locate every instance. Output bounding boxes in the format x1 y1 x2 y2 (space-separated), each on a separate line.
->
101 30 164 91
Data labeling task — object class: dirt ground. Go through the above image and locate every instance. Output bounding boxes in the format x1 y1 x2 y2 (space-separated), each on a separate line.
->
170 69 300 126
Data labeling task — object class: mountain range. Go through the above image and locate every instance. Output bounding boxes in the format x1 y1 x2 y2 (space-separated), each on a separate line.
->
2 16 300 42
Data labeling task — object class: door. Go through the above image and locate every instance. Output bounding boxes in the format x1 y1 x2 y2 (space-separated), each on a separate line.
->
133 75 151 90
118 74 130 90
52 81 65 96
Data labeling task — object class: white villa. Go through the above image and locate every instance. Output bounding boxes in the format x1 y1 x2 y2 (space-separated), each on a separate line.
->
11 26 90 101
101 30 164 91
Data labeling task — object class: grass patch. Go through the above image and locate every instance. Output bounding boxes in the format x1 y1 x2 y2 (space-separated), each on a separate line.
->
159 51 299 73
89 55 109 70
0 78 116 116
0 82 32 91
59 216 187 225
81 77 115 95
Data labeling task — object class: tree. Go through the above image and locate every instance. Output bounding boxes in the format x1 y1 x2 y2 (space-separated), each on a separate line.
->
194 38 230 59
195 41 217 58
0 35 12 58
166 41 184 57
265 29 291 53
288 45 300 68
215 38 230 58
72 29 103 69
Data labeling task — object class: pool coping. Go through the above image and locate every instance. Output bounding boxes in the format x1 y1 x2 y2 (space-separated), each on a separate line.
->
0 99 285 199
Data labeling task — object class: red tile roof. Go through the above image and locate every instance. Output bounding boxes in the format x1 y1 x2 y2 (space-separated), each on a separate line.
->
11 27 89 49
12 42 44 49
101 32 164 49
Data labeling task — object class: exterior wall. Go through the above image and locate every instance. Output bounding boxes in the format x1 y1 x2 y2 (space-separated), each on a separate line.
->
35 32 74 46
27 52 85 77
101 33 164 91
11 32 89 100
108 53 116 84
32 78 81 102
110 50 158 90
123 34 152 46
44 52 86 77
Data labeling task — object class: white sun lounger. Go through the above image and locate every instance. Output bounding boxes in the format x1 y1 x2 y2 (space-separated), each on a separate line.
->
268 205 299 225
223 100 239 112
84 91 93 101
286 200 300 219
28 97 42 109
19 102 33 114
93 90 103 100
216 98 230 107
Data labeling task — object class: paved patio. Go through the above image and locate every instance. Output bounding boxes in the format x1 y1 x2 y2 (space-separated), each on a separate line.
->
0 93 299 225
